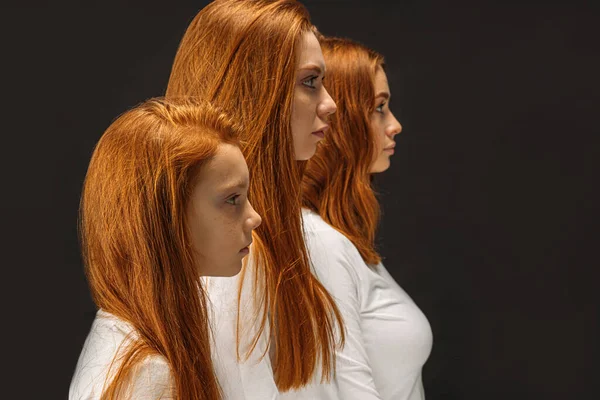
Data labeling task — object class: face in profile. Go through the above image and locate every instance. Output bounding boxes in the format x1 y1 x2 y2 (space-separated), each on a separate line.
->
370 67 403 173
291 31 338 160
186 143 262 276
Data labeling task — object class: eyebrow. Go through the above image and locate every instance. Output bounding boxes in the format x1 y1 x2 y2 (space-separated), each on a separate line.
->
375 91 390 100
219 178 249 194
298 63 325 75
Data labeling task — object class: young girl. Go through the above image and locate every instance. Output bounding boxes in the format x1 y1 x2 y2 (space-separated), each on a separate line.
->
69 98 261 400
287 36 433 400
166 0 344 396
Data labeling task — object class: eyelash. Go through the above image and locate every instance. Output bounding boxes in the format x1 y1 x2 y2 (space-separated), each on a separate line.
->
302 76 318 89
375 102 386 113
225 195 241 206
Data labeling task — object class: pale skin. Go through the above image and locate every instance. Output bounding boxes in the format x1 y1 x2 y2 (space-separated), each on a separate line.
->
370 66 403 173
186 143 262 277
291 31 338 160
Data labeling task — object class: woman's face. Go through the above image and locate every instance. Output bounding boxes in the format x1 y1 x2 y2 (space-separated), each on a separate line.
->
291 31 338 160
370 67 403 173
186 143 262 277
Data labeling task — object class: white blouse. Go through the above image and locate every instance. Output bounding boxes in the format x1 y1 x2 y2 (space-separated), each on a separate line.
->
69 260 278 400
202 262 279 399
280 209 433 400
69 310 174 399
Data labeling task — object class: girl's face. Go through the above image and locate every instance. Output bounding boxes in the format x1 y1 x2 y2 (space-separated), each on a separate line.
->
291 31 338 160
186 143 262 277
370 67 403 173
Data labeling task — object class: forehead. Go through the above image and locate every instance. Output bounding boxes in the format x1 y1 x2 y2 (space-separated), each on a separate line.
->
195 143 248 191
373 67 390 94
297 31 325 70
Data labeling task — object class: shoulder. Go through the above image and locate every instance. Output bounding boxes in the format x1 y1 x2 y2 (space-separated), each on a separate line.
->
69 311 139 399
70 311 173 399
95 310 136 337
301 208 358 255
128 355 174 399
77 311 137 364
301 208 368 286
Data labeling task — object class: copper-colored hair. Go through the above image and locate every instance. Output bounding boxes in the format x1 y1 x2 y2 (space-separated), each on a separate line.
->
166 0 344 389
80 98 240 399
302 36 385 265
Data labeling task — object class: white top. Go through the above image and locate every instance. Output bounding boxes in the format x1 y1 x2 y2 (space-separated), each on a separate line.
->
70 261 278 400
280 209 433 400
69 310 174 399
203 262 279 399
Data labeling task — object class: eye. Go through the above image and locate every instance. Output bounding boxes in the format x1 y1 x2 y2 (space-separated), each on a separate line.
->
302 76 318 89
375 101 386 113
225 195 241 206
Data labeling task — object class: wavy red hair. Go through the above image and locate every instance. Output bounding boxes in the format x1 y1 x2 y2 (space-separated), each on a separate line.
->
80 98 241 399
302 36 385 265
166 0 344 389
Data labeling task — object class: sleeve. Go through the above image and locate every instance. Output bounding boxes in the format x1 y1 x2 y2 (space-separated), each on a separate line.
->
127 356 174 399
303 228 384 400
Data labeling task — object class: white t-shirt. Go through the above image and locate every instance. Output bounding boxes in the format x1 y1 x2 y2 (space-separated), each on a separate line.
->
202 260 279 399
280 209 433 400
69 310 174 399
70 261 278 400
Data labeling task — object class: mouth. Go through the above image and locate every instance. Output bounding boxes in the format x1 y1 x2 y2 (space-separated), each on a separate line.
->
311 125 329 139
239 241 252 254
383 143 396 153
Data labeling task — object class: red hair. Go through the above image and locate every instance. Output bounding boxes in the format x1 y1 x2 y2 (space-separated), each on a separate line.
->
80 98 240 399
166 0 344 389
302 36 385 265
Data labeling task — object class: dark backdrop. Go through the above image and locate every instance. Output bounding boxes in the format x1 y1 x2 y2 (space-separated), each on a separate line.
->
4 1 598 399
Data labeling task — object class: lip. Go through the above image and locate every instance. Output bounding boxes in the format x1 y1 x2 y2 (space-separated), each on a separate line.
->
311 125 329 139
239 241 252 254
383 143 396 153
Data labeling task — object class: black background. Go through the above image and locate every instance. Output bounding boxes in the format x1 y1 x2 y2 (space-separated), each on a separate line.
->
3 1 598 399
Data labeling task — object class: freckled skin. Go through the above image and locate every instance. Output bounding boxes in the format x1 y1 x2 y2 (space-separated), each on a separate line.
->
291 32 338 160
370 67 403 173
186 143 262 276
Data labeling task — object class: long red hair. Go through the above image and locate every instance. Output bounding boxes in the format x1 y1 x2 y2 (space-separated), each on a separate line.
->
80 98 240 399
302 36 385 265
166 0 344 389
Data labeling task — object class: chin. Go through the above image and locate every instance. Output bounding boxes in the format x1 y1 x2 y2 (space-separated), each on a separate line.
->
294 144 318 160
224 263 243 277
202 261 243 277
296 151 315 161
371 160 391 174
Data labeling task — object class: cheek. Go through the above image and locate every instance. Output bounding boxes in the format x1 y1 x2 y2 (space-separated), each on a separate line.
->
188 211 210 252
371 120 384 150
379 128 388 150
292 90 314 127
189 207 231 255
208 215 237 249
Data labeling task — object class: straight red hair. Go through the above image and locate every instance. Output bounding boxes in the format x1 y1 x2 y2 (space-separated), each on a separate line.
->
80 98 240 399
302 36 385 265
166 0 344 390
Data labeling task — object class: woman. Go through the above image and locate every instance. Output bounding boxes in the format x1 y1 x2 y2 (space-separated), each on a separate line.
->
166 0 344 396
69 98 262 400
287 37 433 400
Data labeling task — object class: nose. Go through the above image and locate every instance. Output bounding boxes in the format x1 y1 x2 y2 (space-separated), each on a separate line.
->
317 87 337 119
246 201 262 231
386 112 402 137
